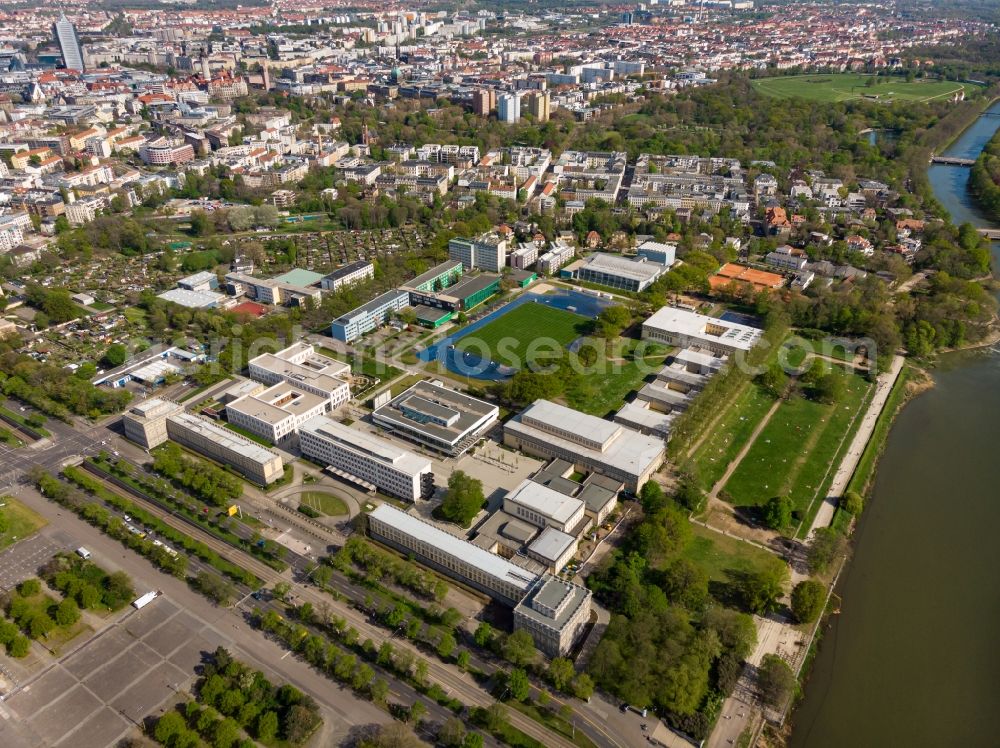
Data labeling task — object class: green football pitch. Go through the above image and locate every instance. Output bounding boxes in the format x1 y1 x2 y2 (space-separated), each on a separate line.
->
455 303 590 369
752 74 978 103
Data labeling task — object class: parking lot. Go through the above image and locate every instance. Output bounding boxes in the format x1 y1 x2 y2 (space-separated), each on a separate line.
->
1 596 228 748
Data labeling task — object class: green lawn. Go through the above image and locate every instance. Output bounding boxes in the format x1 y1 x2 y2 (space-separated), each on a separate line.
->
682 523 785 586
563 339 670 417
0 498 48 551
455 303 591 368
122 306 146 324
299 491 349 516
688 382 778 490
223 421 274 446
752 74 979 103
721 372 873 523
317 346 402 382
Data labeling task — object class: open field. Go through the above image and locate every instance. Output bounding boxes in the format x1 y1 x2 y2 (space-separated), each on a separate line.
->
721 371 873 521
456 303 590 368
563 339 670 417
0 498 48 551
299 490 349 516
683 523 784 588
752 74 979 103
688 382 778 489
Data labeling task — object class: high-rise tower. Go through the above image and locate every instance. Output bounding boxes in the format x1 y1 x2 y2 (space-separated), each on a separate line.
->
53 13 85 71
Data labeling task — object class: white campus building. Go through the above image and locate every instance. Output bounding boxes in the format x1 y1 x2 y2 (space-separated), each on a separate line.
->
504 400 665 493
247 342 351 409
641 306 762 356
298 415 434 501
225 381 328 445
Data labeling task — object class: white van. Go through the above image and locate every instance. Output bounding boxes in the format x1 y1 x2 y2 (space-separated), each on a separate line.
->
76 547 92 560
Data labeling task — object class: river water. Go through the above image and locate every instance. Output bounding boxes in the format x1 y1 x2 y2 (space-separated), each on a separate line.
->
790 104 1000 746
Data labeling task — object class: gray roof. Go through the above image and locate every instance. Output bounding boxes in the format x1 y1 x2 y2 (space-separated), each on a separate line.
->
369 504 539 593
528 527 576 563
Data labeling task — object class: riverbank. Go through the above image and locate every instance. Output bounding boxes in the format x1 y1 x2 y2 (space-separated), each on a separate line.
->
787 87 1000 748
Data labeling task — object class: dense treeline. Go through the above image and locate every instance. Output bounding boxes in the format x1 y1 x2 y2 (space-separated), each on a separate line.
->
970 127 1000 220
586 485 770 739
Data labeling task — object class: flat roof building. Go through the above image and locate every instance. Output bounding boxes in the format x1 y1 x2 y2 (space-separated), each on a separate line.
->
299 415 434 501
642 306 763 356
372 380 498 456
367 503 539 606
566 252 665 293
156 288 224 309
166 411 284 485
321 260 375 292
331 289 410 342
177 271 219 292
504 400 665 493
121 397 184 449
513 574 592 657
503 479 588 536
248 342 350 409
526 527 578 573
226 381 328 446
406 273 501 312
403 260 464 293
224 271 323 307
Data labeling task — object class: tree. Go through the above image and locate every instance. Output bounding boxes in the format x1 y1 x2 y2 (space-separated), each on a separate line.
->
808 527 846 574
7 635 29 658
791 580 826 624
212 717 241 748
473 622 494 648
437 630 457 659
370 678 389 704
438 471 485 527
757 361 787 397
506 668 530 701
639 480 668 513
571 673 595 700
255 711 279 742
548 657 575 692
18 578 41 596
54 598 80 626
758 654 797 708
438 716 467 747
189 210 214 236
733 564 787 615
463 733 484 748
155 711 187 745
502 629 536 666
812 370 846 404
842 490 864 515
408 700 426 725
763 495 793 531
102 343 129 368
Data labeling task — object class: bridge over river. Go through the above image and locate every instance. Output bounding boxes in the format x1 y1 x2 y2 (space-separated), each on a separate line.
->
929 155 976 166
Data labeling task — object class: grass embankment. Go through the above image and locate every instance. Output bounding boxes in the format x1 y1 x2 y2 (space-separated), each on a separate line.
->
683 523 784 587
722 371 872 525
688 382 778 490
829 366 915 532
299 491 349 516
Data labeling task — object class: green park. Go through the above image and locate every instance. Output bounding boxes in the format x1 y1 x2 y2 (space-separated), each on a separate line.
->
752 73 978 103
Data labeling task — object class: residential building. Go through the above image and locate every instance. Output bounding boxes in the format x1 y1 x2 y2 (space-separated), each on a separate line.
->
448 235 508 273
498 92 521 123
523 90 550 123
320 260 375 292
299 416 434 501
331 289 410 342
538 242 575 275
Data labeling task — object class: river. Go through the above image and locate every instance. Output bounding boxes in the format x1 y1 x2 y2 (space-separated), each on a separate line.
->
790 103 1000 746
